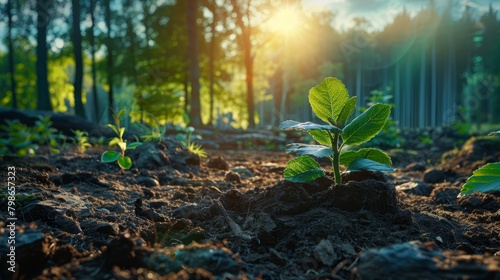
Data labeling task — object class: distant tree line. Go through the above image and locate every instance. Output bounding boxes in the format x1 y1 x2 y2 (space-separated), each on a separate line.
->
0 0 499 129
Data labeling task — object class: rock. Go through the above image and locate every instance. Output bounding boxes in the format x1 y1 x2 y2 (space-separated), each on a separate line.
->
231 166 254 179
396 181 434 196
21 200 83 233
207 156 229 170
358 241 500 280
80 220 119 235
422 168 445 183
404 162 426 172
143 244 241 276
314 239 336 266
0 229 55 279
137 176 160 187
225 171 242 183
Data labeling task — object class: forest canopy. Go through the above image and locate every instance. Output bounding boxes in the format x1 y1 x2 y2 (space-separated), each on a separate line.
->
0 0 499 130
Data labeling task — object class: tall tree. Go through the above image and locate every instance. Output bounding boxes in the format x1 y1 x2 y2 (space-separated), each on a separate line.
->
89 0 99 122
71 0 85 118
230 0 256 128
36 0 53 111
186 0 202 126
105 0 114 122
6 0 17 108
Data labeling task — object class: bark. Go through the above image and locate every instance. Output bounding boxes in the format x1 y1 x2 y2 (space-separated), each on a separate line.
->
72 0 86 118
208 7 216 126
7 0 17 108
90 0 98 122
230 0 255 128
186 0 202 126
105 0 114 122
36 0 53 111
419 47 426 128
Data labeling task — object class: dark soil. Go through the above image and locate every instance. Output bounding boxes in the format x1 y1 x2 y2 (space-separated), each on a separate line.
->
1 135 499 280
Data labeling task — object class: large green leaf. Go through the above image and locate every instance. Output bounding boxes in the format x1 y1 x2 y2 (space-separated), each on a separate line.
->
342 103 391 146
308 77 349 125
337 97 357 127
284 156 325 183
459 163 500 197
285 144 333 158
101 150 121 163
347 158 395 172
340 148 392 167
308 130 332 146
117 156 133 169
280 120 342 134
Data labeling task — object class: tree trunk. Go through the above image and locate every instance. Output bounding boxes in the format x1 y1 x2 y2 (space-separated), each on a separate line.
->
244 7 255 128
230 0 255 128
431 42 436 127
186 0 202 126
7 0 17 109
90 0 98 122
72 0 85 118
208 6 216 126
105 0 114 122
36 0 53 111
419 47 426 128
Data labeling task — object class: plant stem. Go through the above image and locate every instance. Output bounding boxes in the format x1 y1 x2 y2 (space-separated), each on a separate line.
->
332 133 341 185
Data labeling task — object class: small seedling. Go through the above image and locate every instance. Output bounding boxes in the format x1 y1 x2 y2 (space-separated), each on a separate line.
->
176 126 207 158
71 130 92 153
101 120 142 174
280 77 394 184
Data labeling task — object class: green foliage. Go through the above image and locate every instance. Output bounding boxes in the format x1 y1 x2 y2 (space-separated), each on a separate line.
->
0 190 36 207
71 130 92 153
360 90 403 150
176 126 207 159
459 163 500 197
280 77 394 184
0 120 38 156
459 132 500 197
0 116 65 156
101 111 142 173
139 113 165 143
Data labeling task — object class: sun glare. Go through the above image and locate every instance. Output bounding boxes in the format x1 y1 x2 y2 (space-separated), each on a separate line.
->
270 6 301 36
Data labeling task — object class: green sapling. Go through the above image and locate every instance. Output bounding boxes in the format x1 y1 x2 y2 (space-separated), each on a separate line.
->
101 123 142 174
280 77 394 184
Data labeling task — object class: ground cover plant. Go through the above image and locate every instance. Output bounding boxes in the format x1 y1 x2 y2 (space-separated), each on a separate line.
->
280 77 394 184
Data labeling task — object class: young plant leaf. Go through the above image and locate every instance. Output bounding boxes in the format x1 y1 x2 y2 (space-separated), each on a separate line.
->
337 96 357 127
342 103 391 146
117 156 133 169
107 124 119 136
347 158 396 172
308 77 349 125
127 142 142 149
280 120 342 134
308 130 332 146
102 150 121 163
285 143 333 158
284 156 325 183
340 148 392 167
459 163 500 197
